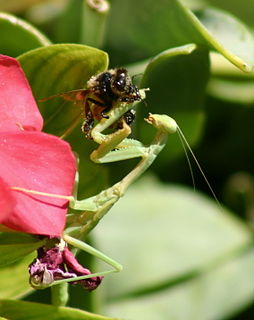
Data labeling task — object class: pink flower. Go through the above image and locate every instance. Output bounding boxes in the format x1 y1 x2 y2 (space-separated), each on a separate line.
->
0 55 76 237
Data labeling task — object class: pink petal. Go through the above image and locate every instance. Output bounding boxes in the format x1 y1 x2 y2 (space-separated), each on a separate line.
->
0 178 15 222
0 55 43 132
0 131 76 236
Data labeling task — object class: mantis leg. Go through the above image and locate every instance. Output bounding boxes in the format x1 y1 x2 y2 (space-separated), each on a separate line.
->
49 235 122 290
67 114 177 239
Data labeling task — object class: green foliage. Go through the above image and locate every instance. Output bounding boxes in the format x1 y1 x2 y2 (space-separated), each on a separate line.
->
105 0 254 70
0 12 50 56
0 233 44 267
18 44 108 134
1 0 254 319
0 300 119 320
94 177 254 320
138 44 209 166
0 254 35 299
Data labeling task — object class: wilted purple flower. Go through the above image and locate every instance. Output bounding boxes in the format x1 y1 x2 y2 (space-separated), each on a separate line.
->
29 240 103 291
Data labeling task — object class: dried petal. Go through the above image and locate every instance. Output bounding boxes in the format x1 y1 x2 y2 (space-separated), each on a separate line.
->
29 242 103 291
63 247 103 291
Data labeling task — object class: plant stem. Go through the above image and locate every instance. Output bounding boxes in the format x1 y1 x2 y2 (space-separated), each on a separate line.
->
81 0 110 47
51 283 69 306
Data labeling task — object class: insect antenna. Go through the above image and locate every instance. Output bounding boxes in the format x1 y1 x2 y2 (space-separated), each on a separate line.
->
176 125 222 209
177 127 196 192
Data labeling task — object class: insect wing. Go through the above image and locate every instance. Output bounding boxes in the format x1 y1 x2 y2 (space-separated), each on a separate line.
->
39 89 90 103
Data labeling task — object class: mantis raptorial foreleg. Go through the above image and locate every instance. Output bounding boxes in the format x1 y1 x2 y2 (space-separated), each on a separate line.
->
66 106 177 239
13 84 178 303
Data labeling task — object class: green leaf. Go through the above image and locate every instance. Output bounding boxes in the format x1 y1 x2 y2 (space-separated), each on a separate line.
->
206 0 254 28
107 248 254 320
18 43 108 136
0 0 44 13
210 52 254 79
106 0 254 71
137 44 208 166
208 53 254 103
0 300 120 320
18 44 109 198
0 254 34 299
93 177 254 318
207 78 254 104
194 7 254 71
0 233 44 267
0 12 50 57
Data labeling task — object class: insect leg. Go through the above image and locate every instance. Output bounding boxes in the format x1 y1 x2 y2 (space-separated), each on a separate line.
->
81 99 95 138
87 98 111 119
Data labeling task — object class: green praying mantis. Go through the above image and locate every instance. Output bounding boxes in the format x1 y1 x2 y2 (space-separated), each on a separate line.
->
63 92 177 275
13 68 181 305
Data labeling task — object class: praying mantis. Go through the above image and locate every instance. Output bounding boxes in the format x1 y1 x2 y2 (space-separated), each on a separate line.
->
26 68 178 305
